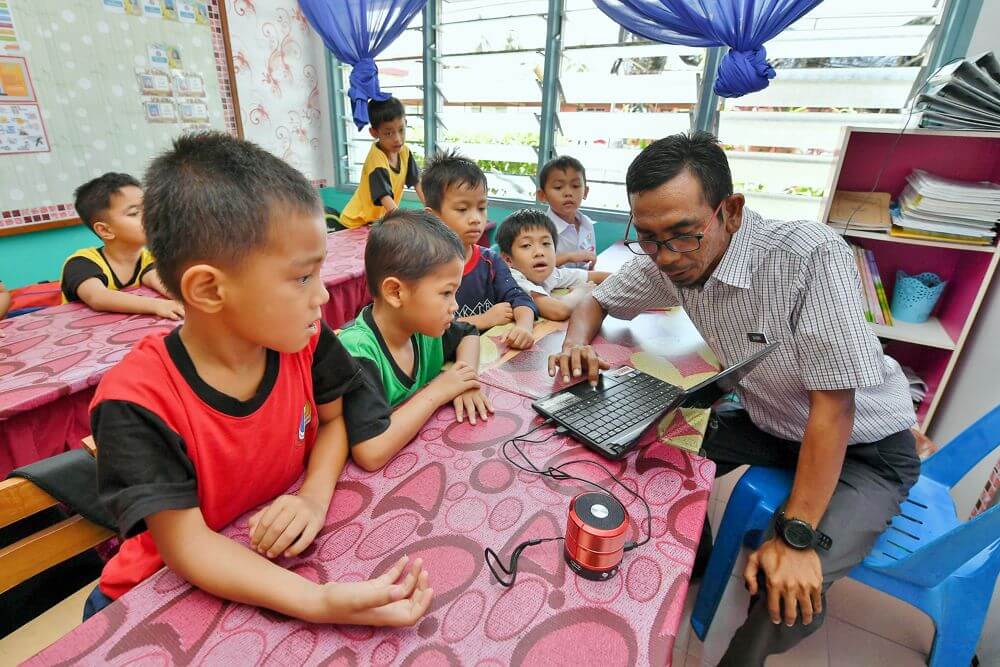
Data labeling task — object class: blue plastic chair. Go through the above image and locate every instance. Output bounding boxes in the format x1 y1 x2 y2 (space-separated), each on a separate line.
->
691 404 1000 667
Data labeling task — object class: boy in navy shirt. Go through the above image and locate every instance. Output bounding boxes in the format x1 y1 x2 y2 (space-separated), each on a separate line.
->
86 132 432 626
420 149 536 349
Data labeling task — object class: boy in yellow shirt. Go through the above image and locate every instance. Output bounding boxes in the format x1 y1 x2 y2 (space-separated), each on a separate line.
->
336 97 424 229
61 173 183 319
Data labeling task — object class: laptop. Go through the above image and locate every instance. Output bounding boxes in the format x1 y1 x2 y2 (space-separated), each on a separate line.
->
532 342 780 460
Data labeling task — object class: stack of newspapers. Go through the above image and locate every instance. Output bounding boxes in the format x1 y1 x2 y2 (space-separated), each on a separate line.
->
890 170 999 246
914 52 1000 131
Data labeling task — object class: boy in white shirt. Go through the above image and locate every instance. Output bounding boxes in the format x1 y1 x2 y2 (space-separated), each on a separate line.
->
537 156 597 269
498 209 608 321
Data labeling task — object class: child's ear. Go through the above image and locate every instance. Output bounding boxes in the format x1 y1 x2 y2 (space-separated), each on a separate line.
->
535 188 547 203
583 184 590 199
380 276 404 308
179 264 225 314
500 252 513 266
368 126 379 140
92 221 114 241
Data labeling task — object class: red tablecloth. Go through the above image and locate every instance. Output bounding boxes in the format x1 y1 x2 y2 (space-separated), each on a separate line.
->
25 384 713 666
0 303 177 477
321 226 371 328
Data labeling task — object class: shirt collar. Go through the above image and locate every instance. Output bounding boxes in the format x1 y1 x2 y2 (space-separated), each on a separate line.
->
546 207 574 232
709 207 758 289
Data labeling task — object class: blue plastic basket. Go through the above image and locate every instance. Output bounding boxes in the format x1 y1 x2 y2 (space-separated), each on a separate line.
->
891 271 946 323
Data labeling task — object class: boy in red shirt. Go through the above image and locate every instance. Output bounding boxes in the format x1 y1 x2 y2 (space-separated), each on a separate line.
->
85 132 432 626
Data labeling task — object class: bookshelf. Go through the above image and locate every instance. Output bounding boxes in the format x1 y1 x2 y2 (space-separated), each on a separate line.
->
820 127 1000 431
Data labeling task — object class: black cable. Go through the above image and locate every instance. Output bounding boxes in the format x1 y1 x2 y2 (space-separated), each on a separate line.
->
484 420 655 586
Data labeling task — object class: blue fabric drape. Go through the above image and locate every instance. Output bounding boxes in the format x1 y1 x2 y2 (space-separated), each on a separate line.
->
593 0 824 98
299 0 425 129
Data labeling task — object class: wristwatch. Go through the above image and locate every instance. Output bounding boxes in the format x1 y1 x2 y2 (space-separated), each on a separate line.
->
774 511 833 551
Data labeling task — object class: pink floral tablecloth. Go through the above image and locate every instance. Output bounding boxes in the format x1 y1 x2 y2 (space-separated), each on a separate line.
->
0 302 176 477
26 384 712 666
321 227 371 328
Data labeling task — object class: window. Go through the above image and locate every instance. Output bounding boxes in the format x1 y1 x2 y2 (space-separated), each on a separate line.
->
339 12 425 184
331 0 955 220
436 0 550 200
555 0 705 210
714 0 946 221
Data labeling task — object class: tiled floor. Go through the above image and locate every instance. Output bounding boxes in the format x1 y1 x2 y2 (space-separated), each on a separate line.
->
0 580 95 665
672 469 936 666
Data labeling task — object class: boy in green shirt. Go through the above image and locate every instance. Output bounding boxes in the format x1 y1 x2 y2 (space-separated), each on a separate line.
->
339 209 491 471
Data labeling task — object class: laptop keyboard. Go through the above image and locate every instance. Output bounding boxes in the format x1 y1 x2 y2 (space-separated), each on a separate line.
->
551 370 682 443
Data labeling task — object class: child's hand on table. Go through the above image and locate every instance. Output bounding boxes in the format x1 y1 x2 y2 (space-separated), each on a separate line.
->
576 250 597 268
314 556 433 626
483 302 514 328
453 387 493 424
151 298 185 321
503 324 534 350
430 360 480 402
248 493 326 559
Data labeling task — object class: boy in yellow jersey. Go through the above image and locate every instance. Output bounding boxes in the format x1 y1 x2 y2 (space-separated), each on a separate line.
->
335 97 424 230
60 173 183 319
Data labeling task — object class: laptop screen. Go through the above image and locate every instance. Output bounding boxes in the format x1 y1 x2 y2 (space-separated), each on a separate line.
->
679 341 781 409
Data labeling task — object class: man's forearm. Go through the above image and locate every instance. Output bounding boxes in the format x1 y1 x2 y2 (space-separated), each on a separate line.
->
563 295 606 346
784 390 855 526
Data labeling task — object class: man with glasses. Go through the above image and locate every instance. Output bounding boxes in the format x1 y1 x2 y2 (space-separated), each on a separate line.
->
548 132 919 665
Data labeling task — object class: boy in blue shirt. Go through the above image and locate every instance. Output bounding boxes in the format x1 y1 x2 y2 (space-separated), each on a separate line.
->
420 149 536 349
339 210 489 471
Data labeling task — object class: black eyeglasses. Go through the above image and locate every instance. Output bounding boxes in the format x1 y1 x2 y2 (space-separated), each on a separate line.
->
623 200 724 256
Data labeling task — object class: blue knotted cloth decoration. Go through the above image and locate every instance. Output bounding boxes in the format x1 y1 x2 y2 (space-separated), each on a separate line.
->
592 0 823 98
299 0 424 129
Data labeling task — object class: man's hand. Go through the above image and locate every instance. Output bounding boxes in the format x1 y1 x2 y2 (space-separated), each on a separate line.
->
248 494 326 559
744 537 823 627
314 556 434 626
429 361 480 402
548 341 610 387
453 387 493 424
150 298 185 321
484 303 514 329
503 324 534 350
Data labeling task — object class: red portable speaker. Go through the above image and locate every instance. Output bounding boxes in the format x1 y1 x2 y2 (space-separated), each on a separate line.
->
564 492 628 581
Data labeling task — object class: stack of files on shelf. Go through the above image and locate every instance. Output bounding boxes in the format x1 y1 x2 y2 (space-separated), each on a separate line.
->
827 190 891 232
850 244 893 326
914 52 1000 131
890 169 999 246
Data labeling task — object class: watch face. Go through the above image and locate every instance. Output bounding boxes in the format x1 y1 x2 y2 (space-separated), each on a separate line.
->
783 520 814 549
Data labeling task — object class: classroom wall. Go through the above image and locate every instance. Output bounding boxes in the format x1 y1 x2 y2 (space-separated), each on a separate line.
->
226 0 335 185
0 0 338 290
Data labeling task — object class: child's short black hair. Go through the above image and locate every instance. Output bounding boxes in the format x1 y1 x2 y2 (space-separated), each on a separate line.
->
365 209 465 296
143 131 320 298
538 155 587 190
421 148 488 211
73 172 141 232
496 209 557 256
368 96 405 130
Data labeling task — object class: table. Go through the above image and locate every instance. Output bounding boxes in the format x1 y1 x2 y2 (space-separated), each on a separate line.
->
0 302 176 478
321 227 371 330
25 246 720 666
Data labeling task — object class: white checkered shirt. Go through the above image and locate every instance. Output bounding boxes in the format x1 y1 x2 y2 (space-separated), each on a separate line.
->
592 208 916 444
